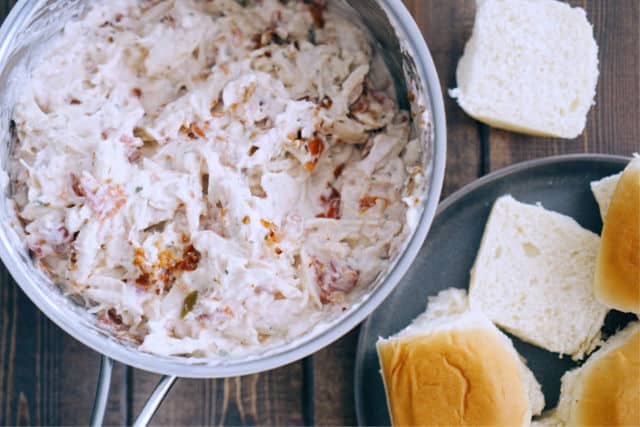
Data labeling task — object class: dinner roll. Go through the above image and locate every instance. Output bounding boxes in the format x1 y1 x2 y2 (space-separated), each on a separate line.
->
449 0 598 138
590 171 622 220
555 322 640 426
593 157 640 313
377 289 544 426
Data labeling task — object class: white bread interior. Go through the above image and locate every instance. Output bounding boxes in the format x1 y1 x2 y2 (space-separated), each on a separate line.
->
468 195 608 359
449 0 598 139
590 172 622 220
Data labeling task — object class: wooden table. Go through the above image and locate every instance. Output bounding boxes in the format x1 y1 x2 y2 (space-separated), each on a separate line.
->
0 1 637 425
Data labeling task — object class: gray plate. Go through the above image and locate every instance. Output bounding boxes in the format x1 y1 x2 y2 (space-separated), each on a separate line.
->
354 154 636 426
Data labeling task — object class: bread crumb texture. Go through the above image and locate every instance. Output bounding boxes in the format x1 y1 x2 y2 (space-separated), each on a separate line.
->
469 195 607 359
377 329 528 426
450 0 598 138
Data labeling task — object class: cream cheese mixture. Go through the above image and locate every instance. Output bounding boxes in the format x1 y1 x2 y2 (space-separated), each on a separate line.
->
10 0 424 357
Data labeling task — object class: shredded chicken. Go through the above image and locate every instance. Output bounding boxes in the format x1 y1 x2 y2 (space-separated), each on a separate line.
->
10 0 424 358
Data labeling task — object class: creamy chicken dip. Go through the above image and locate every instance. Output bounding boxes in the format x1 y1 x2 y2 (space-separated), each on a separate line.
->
9 0 424 357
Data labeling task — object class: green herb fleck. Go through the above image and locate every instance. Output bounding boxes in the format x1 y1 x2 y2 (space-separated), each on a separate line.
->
307 27 316 44
180 290 198 318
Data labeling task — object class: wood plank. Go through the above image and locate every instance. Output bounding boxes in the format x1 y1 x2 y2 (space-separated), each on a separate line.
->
130 363 304 426
0 271 127 426
488 0 639 168
313 1 484 425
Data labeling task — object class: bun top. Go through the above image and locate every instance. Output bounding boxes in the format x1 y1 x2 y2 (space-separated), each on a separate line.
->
377 328 529 426
594 157 640 313
573 326 640 425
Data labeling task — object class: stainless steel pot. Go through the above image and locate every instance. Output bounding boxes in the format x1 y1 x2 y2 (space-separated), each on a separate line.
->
0 0 446 425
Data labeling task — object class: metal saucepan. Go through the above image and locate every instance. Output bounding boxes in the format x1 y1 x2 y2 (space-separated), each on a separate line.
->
0 0 446 424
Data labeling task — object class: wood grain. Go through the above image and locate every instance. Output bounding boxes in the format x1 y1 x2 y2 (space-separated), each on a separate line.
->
130 364 304 426
0 271 127 426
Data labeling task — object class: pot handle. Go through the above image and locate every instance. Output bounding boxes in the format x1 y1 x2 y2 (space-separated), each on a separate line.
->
89 355 177 427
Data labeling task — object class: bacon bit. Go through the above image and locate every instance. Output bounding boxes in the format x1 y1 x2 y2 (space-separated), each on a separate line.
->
261 219 281 245
175 245 201 271
128 149 142 162
157 249 175 269
251 33 263 49
319 95 333 109
231 26 243 45
107 308 123 324
29 246 44 259
333 164 345 179
190 123 206 138
248 145 259 156
69 249 78 270
306 136 324 156
317 187 340 219
162 14 176 29
304 160 317 172
308 1 325 28
70 173 86 197
89 185 126 220
359 195 390 213
135 272 152 288
313 259 359 304
351 96 370 114
242 215 251 224
196 313 211 322
57 226 72 248
260 218 275 229
69 98 82 105
274 247 283 255
131 87 142 98
370 90 387 105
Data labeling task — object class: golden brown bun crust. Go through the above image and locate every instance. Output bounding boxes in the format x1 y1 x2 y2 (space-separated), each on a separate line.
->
377 329 527 426
576 330 640 426
594 165 640 313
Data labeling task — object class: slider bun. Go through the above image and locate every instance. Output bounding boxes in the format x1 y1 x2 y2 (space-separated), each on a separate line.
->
594 157 640 313
556 322 640 426
377 289 543 426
